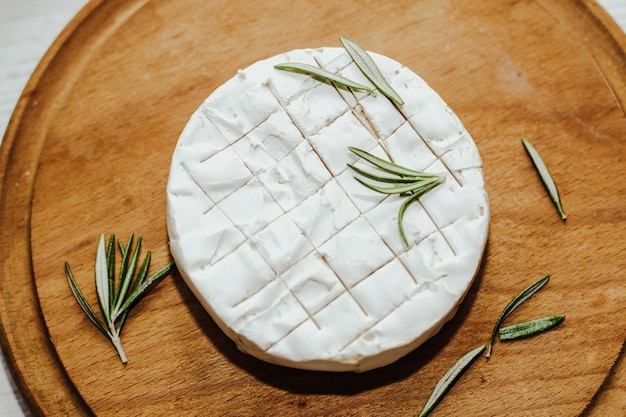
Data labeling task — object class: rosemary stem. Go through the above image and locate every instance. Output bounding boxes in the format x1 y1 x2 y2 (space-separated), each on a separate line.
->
111 308 121 323
108 322 127 363
111 335 128 364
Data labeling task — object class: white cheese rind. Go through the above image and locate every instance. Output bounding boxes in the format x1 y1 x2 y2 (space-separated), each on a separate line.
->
167 47 490 372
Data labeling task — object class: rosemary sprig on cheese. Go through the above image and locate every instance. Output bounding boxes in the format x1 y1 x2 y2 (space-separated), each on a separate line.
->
273 62 375 93
274 37 404 106
522 137 567 220
347 146 444 246
340 36 404 105
498 314 565 341
65 233 174 363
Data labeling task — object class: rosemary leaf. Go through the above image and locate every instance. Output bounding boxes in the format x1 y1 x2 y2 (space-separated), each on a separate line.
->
94 234 111 323
340 36 404 105
117 234 133 297
66 262 110 337
117 262 174 314
348 146 425 177
111 248 149 322
418 345 486 417
134 251 151 290
346 163 420 184
114 236 143 314
274 62 374 93
116 262 174 333
398 180 442 246
354 176 441 195
522 138 567 220
485 274 550 358
106 235 116 313
499 314 565 341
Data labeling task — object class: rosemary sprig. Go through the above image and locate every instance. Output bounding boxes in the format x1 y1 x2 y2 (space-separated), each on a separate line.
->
273 37 404 106
419 277 564 415
347 146 444 246
65 233 174 363
418 345 486 417
499 314 565 341
339 36 404 105
273 62 375 93
485 274 550 358
521 137 567 220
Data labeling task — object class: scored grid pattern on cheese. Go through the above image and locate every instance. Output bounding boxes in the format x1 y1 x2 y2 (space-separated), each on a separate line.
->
167 47 488 369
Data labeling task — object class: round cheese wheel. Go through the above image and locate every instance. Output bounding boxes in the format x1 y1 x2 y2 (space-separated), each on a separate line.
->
166 47 489 372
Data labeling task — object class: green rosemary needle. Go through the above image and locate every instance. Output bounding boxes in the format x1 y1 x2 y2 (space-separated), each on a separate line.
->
499 314 565 341
347 146 444 246
521 137 567 220
339 36 404 105
65 233 174 363
485 274 550 358
273 62 375 93
418 344 486 417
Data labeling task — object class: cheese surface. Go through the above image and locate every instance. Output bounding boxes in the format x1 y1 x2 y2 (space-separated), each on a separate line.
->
166 47 489 372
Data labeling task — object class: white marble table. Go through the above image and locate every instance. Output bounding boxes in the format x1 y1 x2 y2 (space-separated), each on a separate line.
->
0 1 624 415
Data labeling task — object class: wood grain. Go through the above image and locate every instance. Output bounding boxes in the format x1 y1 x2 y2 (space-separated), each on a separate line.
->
1 0 625 415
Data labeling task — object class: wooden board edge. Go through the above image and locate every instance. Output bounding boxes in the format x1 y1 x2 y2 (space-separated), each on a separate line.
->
580 339 626 417
576 0 626 114
0 1 127 415
583 0 626 50
535 0 626 117
563 2 626 414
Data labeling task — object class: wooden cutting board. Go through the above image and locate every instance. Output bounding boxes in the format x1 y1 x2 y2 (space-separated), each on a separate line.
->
1 0 625 415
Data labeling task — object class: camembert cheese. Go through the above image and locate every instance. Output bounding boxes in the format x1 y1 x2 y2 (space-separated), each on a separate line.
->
166 46 489 372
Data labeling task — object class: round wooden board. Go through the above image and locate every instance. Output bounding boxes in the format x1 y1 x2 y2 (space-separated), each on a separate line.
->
1 0 625 415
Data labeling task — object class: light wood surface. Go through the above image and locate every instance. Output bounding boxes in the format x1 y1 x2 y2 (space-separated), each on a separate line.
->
1 0 625 415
